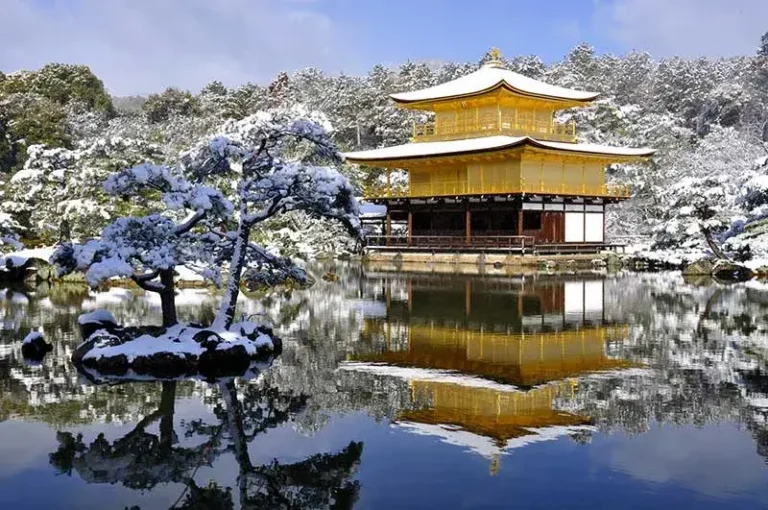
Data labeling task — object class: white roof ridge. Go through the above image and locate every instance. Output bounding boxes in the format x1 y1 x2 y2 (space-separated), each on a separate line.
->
391 66 599 104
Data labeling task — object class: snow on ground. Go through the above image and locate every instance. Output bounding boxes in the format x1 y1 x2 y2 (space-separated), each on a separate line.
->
631 248 707 267
0 247 55 267
78 309 117 325
744 258 768 271
174 265 206 282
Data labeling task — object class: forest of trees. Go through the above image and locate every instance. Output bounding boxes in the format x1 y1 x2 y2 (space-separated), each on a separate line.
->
2 37 768 260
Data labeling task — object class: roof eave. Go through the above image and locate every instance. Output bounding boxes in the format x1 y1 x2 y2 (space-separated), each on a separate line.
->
390 83 600 109
344 139 654 167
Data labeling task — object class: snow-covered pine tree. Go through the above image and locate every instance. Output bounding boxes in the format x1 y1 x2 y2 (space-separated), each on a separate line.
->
52 107 360 330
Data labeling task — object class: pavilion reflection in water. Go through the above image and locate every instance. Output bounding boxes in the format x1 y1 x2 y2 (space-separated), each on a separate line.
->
343 274 633 472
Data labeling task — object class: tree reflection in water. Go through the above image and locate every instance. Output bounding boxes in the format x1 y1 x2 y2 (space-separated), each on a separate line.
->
49 380 362 509
6 267 768 506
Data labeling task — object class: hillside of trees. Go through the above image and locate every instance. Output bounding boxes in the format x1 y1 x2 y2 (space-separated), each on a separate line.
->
2 37 768 261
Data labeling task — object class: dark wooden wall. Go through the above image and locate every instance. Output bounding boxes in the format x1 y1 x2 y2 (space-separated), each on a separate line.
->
396 203 566 243
521 211 564 243
541 212 565 243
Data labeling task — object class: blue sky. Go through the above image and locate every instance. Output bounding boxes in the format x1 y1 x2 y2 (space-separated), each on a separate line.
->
1 0 767 95
319 0 607 66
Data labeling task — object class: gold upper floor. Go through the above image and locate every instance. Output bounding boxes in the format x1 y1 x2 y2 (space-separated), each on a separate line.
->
363 150 631 200
412 96 577 143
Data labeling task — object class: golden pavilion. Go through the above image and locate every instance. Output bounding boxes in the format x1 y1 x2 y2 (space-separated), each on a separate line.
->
343 275 634 471
345 49 654 252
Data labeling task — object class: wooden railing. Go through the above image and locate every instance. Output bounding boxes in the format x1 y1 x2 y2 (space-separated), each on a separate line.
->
363 180 630 199
413 117 577 143
366 235 536 251
365 236 626 253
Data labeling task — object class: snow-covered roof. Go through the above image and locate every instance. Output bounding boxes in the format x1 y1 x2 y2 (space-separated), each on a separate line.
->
391 64 599 106
344 136 655 164
338 361 525 393
395 421 596 459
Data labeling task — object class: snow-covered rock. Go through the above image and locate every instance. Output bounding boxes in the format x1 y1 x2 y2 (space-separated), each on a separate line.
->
712 259 754 282
21 330 52 360
72 321 280 381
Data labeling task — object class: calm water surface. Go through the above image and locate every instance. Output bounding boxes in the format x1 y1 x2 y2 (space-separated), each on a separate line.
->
1 265 768 509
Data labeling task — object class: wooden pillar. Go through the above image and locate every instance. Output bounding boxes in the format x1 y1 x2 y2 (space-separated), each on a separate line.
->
407 209 413 246
386 168 392 197
517 209 524 236
385 211 391 246
465 279 471 318
465 203 472 245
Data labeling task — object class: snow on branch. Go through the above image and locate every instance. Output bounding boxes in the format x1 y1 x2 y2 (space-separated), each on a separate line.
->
105 163 234 222
52 107 360 330
52 215 193 287
242 162 360 234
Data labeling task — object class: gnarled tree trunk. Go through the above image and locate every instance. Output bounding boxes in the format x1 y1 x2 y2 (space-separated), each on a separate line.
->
159 269 178 327
214 224 251 330
701 224 728 260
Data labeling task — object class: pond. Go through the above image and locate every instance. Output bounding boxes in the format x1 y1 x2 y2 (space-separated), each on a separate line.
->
1 265 768 509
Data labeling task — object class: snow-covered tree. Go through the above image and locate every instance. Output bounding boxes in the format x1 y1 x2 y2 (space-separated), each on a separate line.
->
4 137 163 242
142 87 201 124
183 109 361 329
0 92 71 172
0 63 113 115
0 212 23 253
650 127 768 258
52 108 360 329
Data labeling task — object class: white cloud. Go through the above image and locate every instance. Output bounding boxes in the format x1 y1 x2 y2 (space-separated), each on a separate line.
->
594 0 768 58
0 0 358 95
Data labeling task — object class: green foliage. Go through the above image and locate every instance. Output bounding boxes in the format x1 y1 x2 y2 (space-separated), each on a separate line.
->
0 63 114 171
0 113 15 171
201 80 227 97
142 87 200 123
220 82 264 120
0 64 114 115
0 93 70 171
1 93 70 146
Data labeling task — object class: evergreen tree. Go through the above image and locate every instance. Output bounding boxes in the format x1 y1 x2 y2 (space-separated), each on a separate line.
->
142 87 201 123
